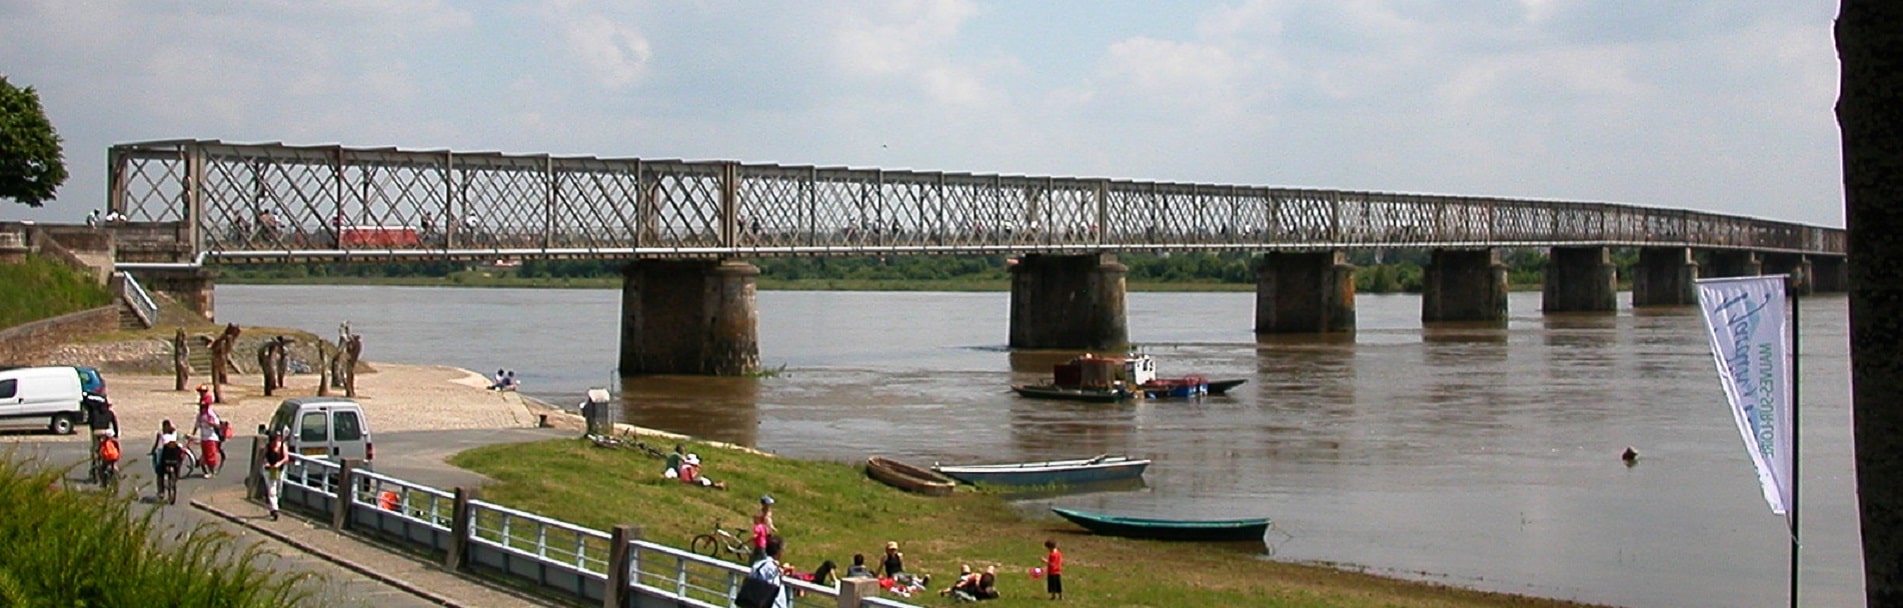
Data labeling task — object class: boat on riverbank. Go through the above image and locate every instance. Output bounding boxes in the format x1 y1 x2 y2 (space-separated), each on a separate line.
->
932 455 1150 487
1050 507 1271 541
865 456 957 496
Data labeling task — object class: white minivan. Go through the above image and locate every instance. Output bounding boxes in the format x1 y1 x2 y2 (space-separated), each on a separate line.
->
263 396 375 463
0 366 90 434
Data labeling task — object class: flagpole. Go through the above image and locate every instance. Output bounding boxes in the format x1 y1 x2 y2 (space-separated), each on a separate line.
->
1788 287 1801 608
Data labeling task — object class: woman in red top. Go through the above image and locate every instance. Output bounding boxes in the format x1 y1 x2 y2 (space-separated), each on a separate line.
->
1043 539 1063 600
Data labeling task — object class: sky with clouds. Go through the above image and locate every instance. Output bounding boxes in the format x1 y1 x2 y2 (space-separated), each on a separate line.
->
0 1 1845 227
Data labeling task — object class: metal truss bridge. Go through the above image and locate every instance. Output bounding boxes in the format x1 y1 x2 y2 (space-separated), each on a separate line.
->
106 140 1845 265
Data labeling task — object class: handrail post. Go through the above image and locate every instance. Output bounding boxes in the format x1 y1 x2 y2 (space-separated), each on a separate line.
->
604 524 641 608
445 486 478 571
333 458 357 530
839 576 879 608
246 435 265 501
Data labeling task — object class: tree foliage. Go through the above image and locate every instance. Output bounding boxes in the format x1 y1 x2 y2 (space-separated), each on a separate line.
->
0 76 67 207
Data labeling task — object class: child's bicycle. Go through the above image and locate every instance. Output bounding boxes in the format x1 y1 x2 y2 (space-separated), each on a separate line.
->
689 521 753 563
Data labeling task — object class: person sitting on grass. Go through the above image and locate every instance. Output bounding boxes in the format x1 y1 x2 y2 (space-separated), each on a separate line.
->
973 565 999 601
786 559 839 594
844 553 875 579
664 444 685 479
677 453 726 489
940 564 980 601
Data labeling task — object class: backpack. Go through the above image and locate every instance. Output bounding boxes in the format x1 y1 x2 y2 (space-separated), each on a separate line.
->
99 438 121 462
734 560 780 608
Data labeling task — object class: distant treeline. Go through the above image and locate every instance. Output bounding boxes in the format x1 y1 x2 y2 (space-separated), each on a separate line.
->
218 248 1643 293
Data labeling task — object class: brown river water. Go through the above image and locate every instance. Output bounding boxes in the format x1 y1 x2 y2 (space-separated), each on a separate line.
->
219 285 1860 607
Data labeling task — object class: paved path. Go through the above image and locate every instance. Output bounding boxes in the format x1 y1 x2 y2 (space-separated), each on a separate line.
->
13 427 573 607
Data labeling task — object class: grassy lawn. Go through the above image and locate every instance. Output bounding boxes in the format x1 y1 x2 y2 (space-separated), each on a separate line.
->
451 438 1602 608
0 256 113 328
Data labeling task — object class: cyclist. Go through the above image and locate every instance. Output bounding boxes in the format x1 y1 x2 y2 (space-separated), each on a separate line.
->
155 437 186 504
84 392 117 481
95 429 122 485
148 420 179 482
191 400 223 478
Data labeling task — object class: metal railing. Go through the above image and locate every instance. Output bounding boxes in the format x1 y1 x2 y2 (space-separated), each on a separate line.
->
270 451 914 608
116 271 159 328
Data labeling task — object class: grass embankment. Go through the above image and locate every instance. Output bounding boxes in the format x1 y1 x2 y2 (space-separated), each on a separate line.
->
452 438 1601 608
0 256 112 328
0 454 314 606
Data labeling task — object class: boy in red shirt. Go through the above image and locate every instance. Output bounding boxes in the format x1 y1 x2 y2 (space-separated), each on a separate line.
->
1043 539 1063 600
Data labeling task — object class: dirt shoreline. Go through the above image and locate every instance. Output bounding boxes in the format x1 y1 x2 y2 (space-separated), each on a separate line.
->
3 363 548 444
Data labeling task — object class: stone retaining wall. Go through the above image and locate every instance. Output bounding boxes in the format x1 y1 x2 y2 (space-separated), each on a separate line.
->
0 306 119 364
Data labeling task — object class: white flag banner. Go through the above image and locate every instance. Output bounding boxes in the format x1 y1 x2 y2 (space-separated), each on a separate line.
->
1694 275 1793 515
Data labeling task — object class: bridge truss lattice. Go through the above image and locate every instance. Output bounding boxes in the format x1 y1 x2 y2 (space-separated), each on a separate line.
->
108 140 1845 263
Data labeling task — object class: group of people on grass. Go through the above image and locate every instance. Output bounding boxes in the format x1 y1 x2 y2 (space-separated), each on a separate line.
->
653 450 1067 605
747 531 1064 605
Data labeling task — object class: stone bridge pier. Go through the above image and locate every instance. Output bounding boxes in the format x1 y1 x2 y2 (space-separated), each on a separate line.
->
1008 253 1128 350
1254 250 1356 333
1542 246 1618 313
1762 253 1814 295
1632 247 1699 307
1704 250 1763 279
1421 248 1508 323
618 259 760 376
1811 256 1849 292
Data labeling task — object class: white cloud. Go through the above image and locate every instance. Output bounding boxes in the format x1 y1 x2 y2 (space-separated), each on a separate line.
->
0 0 1847 227
541 1 653 90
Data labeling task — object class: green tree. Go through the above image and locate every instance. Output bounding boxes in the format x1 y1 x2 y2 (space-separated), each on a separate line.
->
0 76 66 207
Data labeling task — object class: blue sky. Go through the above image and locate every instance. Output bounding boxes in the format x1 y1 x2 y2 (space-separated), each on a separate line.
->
0 1 1844 227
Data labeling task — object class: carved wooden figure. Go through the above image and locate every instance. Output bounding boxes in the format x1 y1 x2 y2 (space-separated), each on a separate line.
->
172 327 189 391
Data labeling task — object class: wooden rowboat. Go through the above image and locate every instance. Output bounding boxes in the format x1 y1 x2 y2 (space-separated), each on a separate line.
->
933 455 1150 487
1050 507 1271 542
865 456 956 497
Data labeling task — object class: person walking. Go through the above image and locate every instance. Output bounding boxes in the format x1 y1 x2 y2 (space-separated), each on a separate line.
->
262 430 291 520
738 535 790 608
192 400 222 477
1043 539 1063 600
751 495 778 563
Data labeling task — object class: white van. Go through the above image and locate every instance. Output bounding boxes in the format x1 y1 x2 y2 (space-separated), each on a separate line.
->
264 397 375 463
0 366 89 434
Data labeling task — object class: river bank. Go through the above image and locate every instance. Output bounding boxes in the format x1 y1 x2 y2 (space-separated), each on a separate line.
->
9 328 1605 607
454 436 1605 608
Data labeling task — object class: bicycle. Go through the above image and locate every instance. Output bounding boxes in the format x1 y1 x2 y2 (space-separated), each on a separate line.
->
689 521 753 563
155 458 181 505
89 455 119 489
181 437 223 478
88 434 121 489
